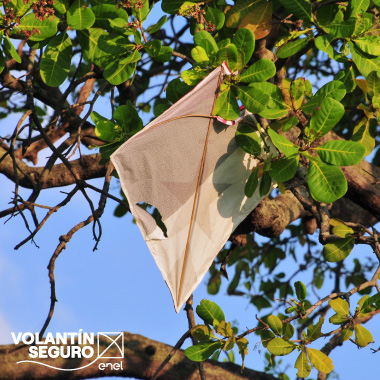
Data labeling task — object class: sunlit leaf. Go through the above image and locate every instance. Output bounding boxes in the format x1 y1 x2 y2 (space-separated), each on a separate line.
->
307 348 334 374
267 337 296 356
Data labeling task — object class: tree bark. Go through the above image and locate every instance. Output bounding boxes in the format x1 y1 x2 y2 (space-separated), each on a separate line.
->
0 332 278 380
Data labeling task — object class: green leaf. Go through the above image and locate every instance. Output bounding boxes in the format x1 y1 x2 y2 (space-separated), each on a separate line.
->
236 337 249 367
185 341 223 361
354 36 380 56
249 82 289 119
307 348 334 374
196 299 225 326
214 88 241 120
161 0 193 14
269 155 299 182
205 7 225 30
362 292 380 311
278 0 313 22
235 124 261 156
349 41 380 77
294 281 307 300
77 28 108 63
3 36 21 63
351 118 376 156
267 337 296 356
267 129 299 157
191 325 214 343
329 298 349 315
67 0 95 30
329 312 348 325
103 57 136 85
306 317 324 343
181 69 207 86
0 50 5 74
295 351 311 378
191 46 209 63
276 36 312 59
259 171 272 196
323 236 355 262
245 167 259 198
146 15 168 34
40 32 72 87
307 158 347 203
314 35 342 61
315 140 366 166
166 78 193 103
232 28 255 70
355 324 374 347
225 0 262 28
240 59 275 83
332 222 354 238
95 120 117 142
335 66 356 93
216 43 239 70
301 81 346 114
282 323 295 340
327 18 356 38
194 31 218 56
347 0 370 17
98 34 133 55
367 71 380 97
152 46 173 63
114 102 142 134
92 4 128 30
267 315 283 336
132 0 149 21
109 18 134 35
17 13 59 41
260 330 275 348
237 86 270 114
91 110 108 124
53 0 69 14
153 99 171 117
306 97 345 139
340 327 354 342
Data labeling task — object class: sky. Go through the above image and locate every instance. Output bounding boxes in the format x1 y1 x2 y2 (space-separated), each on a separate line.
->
1 2 380 380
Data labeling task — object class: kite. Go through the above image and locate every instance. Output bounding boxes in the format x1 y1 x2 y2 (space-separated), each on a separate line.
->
111 62 275 312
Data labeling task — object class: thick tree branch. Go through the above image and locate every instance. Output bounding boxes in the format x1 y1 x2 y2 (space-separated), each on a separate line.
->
0 148 107 189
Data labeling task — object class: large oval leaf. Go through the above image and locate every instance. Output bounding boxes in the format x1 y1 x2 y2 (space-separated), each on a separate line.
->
194 31 218 56
232 28 255 70
269 155 299 182
237 86 269 114
267 129 299 157
295 351 311 378
225 0 262 28
98 34 134 55
240 59 276 83
307 158 347 203
185 341 223 361
323 237 355 262
103 58 136 85
67 0 95 30
307 97 345 139
40 32 72 87
355 325 374 347
267 337 296 356
238 0 272 40
277 36 312 59
196 299 225 326
17 13 59 41
315 140 366 166
351 117 376 156
354 35 380 56
267 315 283 336
307 348 334 374
278 0 313 22
235 124 261 156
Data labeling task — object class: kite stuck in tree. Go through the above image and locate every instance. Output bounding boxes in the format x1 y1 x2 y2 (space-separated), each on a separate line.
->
111 63 275 312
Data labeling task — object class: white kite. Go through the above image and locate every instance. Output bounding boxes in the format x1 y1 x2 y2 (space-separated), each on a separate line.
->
111 63 274 312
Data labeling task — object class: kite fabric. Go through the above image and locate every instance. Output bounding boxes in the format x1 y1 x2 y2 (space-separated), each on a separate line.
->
111 63 275 312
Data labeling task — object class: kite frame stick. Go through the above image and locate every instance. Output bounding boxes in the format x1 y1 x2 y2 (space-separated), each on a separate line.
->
177 68 225 307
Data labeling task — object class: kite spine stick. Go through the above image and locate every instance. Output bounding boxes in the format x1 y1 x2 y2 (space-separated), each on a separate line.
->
177 67 225 308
